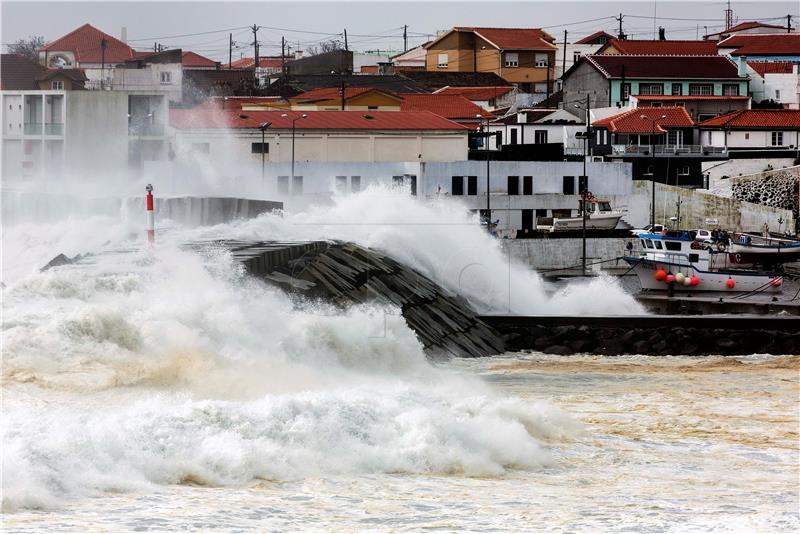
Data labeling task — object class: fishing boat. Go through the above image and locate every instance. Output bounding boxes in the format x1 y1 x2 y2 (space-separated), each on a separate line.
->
545 198 626 232
727 232 800 268
623 231 783 292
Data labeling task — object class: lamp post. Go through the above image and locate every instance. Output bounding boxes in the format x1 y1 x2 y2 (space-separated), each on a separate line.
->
281 113 307 184
574 95 592 276
642 113 667 228
478 114 492 233
258 121 272 182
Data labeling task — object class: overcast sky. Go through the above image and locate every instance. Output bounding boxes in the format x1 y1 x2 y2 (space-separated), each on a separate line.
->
2 1 797 61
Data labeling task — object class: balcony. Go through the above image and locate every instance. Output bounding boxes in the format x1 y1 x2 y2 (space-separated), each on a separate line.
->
24 123 42 135
610 144 727 157
45 123 64 135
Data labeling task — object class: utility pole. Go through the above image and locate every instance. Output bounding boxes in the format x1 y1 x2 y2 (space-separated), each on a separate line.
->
562 30 568 87
582 92 590 277
229 33 232 68
100 38 107 89
788 14 793 33
251 24 260 85
343 29 348 51
616 13 625 39
281 36 286 72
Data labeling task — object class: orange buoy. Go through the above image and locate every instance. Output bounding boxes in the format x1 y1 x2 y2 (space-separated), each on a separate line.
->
655 269 667 281
690 276 700 286
771 278 782 287
726 278 735 289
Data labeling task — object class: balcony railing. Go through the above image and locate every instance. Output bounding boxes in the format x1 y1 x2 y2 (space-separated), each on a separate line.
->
611 144 727 156
45 123 64 135
24 123 42 135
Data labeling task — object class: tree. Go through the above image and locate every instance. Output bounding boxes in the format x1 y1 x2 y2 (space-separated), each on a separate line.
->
305 39 342 56
7 35 46 63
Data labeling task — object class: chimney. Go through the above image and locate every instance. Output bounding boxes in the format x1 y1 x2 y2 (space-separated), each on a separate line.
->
738 55 748 77
121 26 127 43
294 50 304 60
658 27 666 40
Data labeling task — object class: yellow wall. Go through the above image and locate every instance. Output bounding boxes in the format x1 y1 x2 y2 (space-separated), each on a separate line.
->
293 91 402 111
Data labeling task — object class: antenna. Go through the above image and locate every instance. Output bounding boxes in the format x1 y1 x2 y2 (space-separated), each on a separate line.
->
724 0 734 30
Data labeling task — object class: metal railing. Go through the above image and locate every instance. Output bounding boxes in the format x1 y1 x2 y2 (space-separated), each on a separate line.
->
611 144 727 156
23 123 42 135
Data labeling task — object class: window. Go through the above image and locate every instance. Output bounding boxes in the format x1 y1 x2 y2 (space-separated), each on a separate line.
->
160 71 172 84
678 166 690 175
562 176 575 195
645 239 654 249
638 83 664 96
368 105 378 110
523 176 533 195
351 175 361 192
573 51 581 63
771 132 784 146
775 89 781 99
335 175 347 193
578 176 588 193
507 176 519 195
651 102 663 107
51 80 64 90
621 83 631 101
534 130 548 144
689 84 713 96
292 175 303 195
745 133 750 140
437 53 448 68
667 130 682 146
671 83 682 96
467 176 478 196
191 142 210 154
521 209 534 231
510 128 518 144
251 142 268 154
534 53 549 67
451 176 464 195
505 52 519 68
533 83 548 94
277 175 289 195
393 176 404 188
654 240 663 249
722 84 739 96
665 241 682 251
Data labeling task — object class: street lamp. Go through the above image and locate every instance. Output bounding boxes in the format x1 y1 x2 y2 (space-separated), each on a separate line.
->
478 113 492 233
258 121 272 182
281 113 307 185
641 113 667 228
574 95 592 276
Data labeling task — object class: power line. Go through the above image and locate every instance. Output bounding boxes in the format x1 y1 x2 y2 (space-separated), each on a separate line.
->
127 26 249 42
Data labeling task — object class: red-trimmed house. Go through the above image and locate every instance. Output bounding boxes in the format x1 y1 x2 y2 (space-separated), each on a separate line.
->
591 107 727 187
697 109 800 157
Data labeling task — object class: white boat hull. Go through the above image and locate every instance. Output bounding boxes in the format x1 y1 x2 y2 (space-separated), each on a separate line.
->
552 212 623 231
625 257 782 292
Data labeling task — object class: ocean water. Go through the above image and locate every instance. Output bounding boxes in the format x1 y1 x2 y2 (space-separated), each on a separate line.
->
2 188 797 531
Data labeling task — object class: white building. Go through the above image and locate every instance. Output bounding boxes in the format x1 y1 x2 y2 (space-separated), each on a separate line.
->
747 62 800 108
554 31 610 88
390 44 428 69
697 109 800 152
486 108 584 151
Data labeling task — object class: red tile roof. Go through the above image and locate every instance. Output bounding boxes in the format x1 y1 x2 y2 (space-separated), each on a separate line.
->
228 56 286 69
747 61 797 75
705 21 789 38
602 38 718 55
1 54 47 89
585 54 740 79
634 95 750 101
399 93 494 119
41 23 134 63
192 96 287 110
170 109 468 131
593 107 694 134
435 86 514 101
290 86 401 102
182 51 218 68
719 34 800 56
696 109 800 128
446 27 555 50
575 31 614 45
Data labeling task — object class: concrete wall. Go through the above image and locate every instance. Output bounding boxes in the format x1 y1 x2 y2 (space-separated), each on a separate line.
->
561 61 610 120
606 180 794 232
704 158 798 189
706 129 800 149
502 237 632 271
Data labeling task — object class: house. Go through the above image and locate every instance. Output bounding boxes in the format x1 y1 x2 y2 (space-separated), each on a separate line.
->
704 21 793 41
1 54 86 91
424 27 557 92
554 32 610 86
562 54 747 119
169 109 469 166
630 94 751 121
39 23 136 89
289 87 402 111
717 34 800 61
433 86 515 110
398 93 493 127
745 61 800 108
697 109 800 155
591 106 727 187
595 38 718 56
486 109 583 153
112 49 183 103
266 73 426 98
396 70 509 91
390 43 429 70
182 51 219 70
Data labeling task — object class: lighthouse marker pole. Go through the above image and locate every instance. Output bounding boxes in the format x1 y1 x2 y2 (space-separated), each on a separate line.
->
146 184 155 244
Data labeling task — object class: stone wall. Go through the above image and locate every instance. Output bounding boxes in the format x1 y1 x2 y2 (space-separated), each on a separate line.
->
731 167 799 229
